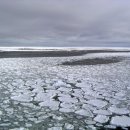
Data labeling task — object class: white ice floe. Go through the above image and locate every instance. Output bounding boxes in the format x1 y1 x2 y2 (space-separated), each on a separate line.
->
93 110 112 116
39 100 60 110
82 104 97 111
94 115 109 123
59 95 78 103
104 125 116 129
52 115 63 121
76 82 92 89
59 108 75 113
72 89 84 98
53 80 66 87
48 127 62 130
85 120 96 125
86 99 108 108
107 98 120 105
34 92 49 102
109 106 129 115
58 87 72 93
111 116 130 127
0 111 3 115
34 90 59 102
60 102 76 109
75 109 93 117
115 91 126 97
64 123 74 129
9 128 29 130
11 94 32 102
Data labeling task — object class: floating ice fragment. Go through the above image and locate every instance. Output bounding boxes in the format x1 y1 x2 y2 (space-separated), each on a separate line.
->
65 123 74 129
94 115 109 123
39 100 59 110
59 108 74 113
93 110 112 116
59 96 78 103
58 87 72 93
48 127 62 130
0 111 3 115
53 80 66 87
75 109 93 117
109 106 129 115
86 99 107 108
11 94 32 102
34 92 50 102
111 116 130 127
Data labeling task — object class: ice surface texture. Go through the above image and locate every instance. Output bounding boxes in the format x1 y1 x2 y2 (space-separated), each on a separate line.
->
0 48 130 129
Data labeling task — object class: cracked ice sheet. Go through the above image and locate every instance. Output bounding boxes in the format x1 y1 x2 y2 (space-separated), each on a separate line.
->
0 49 130 129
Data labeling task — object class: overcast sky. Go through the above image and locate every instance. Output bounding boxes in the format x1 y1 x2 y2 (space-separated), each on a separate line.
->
0 0 130 47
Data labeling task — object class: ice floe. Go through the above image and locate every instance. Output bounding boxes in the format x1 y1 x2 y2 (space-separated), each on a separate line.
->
86 99 108 108
111 116 130 127
94 115 109 123
109 106 129 115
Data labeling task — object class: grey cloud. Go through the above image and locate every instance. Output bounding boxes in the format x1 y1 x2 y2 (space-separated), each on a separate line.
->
0 0 130 47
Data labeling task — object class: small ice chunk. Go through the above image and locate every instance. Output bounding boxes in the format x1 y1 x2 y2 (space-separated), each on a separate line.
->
59 108 74 113
34 92 50 102
59 96 78 103
60 102 72 108
26 123 32 127
58 87 71 93
48 127 62 130
53 80 66 87
86 99 107 108
52 115 63 121
10 128 29 130
0 123 11 126
65 123 74 129
40 100 59 110
108 98 120 105
109 106 129 115
72 89 83 98
76 82 91 89
11 94 32 102
94 115 109 123
111 116 130 127
93 110 112 116
0 111 3 115
85 120 96 125
105 125 116 129
79 127 85 130
75 109 93 117
115 91 126 97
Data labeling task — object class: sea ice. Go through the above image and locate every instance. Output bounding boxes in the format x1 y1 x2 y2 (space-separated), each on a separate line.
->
39 100 60 110
48 127 62 130
109 106 129 115
94 115 109 123
59 96 78 103
111 116 130 127
64 123 74 129
11 94 32 102
86 99 108 108
75 109 93 117
59 108 74 113
93 110 112 116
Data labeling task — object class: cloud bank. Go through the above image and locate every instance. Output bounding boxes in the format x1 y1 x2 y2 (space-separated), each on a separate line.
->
0 0 130 47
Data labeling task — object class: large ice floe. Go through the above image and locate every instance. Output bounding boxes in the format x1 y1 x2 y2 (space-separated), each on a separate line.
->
0 48 130 130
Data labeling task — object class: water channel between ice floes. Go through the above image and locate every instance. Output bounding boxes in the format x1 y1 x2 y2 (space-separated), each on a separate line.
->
0 51 130 130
